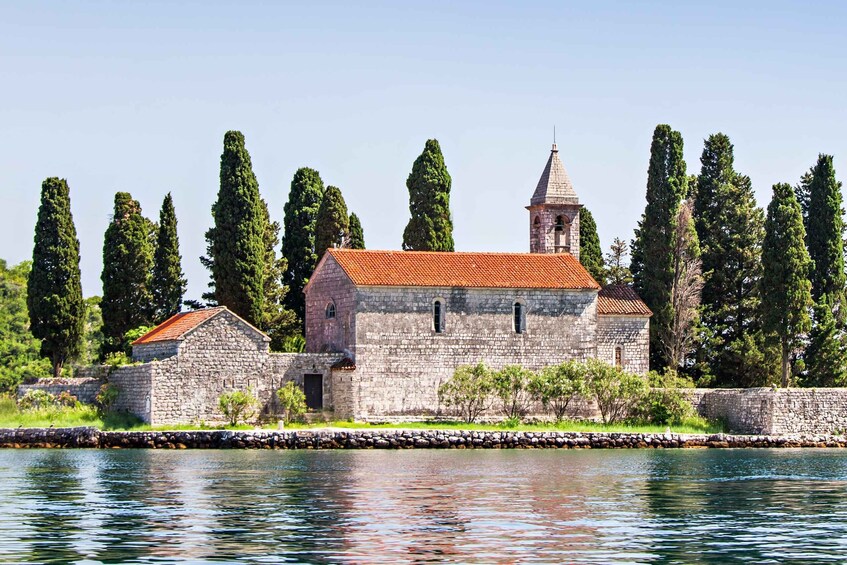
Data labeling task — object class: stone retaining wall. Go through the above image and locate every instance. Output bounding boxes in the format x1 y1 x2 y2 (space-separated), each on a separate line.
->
0 427 845 449
691 388 847 435
17 378 104 404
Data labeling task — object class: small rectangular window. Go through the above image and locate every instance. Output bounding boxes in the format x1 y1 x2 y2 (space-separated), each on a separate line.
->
615 346 623 368
514 302 524 334
433 300 443 333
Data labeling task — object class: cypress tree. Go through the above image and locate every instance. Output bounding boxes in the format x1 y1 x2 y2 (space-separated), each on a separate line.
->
402 139 454 251
101 192 154 356
804 294 847 387
281 167 325 323
315 186 349 255
761 183 813 387
151 193 186 323
27 177 85 378
578 206 604 283
259 198 297 351
694 134 772 386
203 131 265 326
630 124 688 370
805 154 845 310
348 212 365 249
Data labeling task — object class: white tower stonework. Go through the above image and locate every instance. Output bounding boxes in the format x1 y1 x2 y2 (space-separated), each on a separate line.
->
527 143 581 261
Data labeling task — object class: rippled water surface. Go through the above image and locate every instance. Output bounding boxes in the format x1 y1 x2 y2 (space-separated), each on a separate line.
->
1 449 847 563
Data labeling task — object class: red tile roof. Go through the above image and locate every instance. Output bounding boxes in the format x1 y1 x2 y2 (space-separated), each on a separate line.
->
597 285 652 316
132 307 225 345
324 249 600 290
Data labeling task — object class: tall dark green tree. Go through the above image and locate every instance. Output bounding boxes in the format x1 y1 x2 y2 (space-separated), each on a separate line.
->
202 131 265 326
100 192 154 356
315 186 349 255
151 193 186 323
804 294 847 386
694 134 773 386
402 139 454 251
578 207 604 283
281 167 325 323
805 154 845 310
761 183 813 387
348 212 365 249
27 178 85 378
630 125 688 370
259 198 297 351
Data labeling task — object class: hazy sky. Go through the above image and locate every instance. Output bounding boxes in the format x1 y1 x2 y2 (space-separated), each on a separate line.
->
2 1 845 299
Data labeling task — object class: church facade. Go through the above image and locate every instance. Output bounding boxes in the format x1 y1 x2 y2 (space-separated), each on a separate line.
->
303 143 651 419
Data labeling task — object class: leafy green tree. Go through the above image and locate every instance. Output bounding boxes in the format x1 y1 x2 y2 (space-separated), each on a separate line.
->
78 296 104 365
402 139 454 251
259 199 297 351
202 131 265 326
314 186 349 255
101 192 154 356
761 183 813 387
585 359 648 424
491 365 534 421
0 260 52 390
529 360 588 421
804 294 847 387
694 134 772 387
218 388 259 426
805 155 845 311
605 237 632 285
281 167 325 323
348 212 365 250
438 362 494 423
151 193 187 323
276 381 307 424
27 178 85 378
631 125 688 370
579 207 604 282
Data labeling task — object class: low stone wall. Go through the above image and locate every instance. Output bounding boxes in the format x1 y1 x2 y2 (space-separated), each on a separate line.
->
690 388 847 435
1 427 846 449
17 378 104 404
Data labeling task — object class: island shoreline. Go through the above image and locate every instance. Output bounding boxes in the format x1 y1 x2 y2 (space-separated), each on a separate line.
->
1 427 846 449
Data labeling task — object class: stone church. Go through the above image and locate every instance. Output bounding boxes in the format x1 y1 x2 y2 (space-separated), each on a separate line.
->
120 143 651 424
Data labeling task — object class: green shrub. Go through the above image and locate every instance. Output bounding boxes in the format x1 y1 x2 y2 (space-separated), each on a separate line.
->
641 369 696 425
95 383 119 413
276 382 307 424
281 334 306 353
530 360 588 421
438 362 493 423
585 359 648 423
56 390 79 407
18 389 56 410
218 389 259 426
492 365 535 421
104 352 133 367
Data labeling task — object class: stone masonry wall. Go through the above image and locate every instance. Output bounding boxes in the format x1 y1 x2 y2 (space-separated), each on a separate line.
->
267 353 344 414
597 315 650 374
108 363 155 423
133 341 180 363
18 378 103 404
691 388 847 435
305 256 357 355
349 286 598 419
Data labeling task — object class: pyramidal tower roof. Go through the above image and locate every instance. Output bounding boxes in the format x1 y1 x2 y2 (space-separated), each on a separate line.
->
530 143 579 206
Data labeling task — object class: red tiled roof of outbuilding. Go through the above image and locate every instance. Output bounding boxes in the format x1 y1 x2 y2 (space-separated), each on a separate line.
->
131 307 226 345
597 284 652 316
323 249 601 290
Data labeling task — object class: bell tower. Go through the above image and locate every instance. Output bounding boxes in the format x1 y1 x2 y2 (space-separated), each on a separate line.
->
527 143 581 261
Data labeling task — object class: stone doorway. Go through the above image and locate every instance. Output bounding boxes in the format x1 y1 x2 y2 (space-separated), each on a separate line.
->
304 374 323 410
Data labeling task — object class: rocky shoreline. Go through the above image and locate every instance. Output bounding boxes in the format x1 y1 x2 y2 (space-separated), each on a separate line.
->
1 427 847 449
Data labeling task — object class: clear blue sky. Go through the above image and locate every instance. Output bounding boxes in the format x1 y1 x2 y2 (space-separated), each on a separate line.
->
2 1 845 299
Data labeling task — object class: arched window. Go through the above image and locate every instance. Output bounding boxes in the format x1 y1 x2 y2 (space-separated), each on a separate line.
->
325 302 336 319
615 346 623 368
554 215 571 252
433 299 444 333
513 301 525 334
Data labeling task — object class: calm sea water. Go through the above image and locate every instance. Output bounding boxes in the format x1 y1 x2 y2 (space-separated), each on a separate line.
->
0 448 846 564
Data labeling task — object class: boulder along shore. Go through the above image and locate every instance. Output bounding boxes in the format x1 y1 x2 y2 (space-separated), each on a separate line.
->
1 427 847 449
